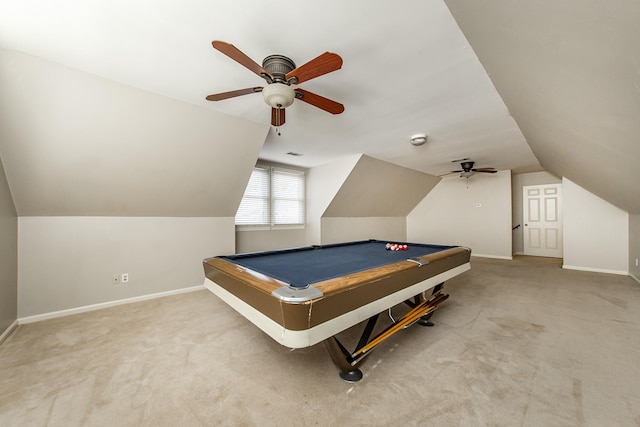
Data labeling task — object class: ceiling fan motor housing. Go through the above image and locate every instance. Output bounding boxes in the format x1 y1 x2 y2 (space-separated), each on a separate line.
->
461 161 475 171
262 55 296 83
261 55 297 108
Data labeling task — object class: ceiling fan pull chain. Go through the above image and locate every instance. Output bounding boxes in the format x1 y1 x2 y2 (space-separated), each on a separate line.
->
276 108 282 135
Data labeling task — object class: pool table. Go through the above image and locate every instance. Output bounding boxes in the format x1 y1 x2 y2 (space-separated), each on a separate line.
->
202 239 471 381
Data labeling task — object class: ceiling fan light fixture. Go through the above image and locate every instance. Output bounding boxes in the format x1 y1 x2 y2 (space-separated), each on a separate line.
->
262 83 295 108
410 133 428 146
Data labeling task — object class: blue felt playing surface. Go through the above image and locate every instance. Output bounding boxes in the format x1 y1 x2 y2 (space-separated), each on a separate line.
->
222 240 454 288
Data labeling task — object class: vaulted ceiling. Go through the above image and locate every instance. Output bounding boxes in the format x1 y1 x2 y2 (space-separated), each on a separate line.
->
1 0 638 213
444 0 640 213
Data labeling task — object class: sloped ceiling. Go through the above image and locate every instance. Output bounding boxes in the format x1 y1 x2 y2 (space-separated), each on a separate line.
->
444 0 640 213
0 0 540 180
0 50 268 216
323 155 441 217
1 1 638 214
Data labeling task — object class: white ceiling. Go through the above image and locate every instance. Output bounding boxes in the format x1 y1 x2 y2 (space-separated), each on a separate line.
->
0 0 540 176
4 0 640 214
444 0 640 213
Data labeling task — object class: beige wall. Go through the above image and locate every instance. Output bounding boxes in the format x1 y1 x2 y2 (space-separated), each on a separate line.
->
407 170 513 258
0 157 17 335
17 217 234 318
323 155 440 217
305 155 362 245
236 228 307 253
562 178 628 274
320 217 406 244
0 51 268 320
316 155 439 247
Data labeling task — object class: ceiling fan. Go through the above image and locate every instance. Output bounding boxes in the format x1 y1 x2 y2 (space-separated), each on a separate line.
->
445 159 498 178
206 40 344 128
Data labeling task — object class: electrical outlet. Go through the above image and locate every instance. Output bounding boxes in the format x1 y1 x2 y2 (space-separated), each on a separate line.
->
636 258 638 267
112 274 120 284
121 273 129 283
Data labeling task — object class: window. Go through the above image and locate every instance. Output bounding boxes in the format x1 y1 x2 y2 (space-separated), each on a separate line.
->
235 165 305 229
235 167 270 226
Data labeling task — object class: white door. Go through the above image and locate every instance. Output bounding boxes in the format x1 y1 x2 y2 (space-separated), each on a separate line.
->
523 184 563 258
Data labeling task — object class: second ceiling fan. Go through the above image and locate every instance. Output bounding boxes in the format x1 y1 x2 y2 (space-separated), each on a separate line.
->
446 160 497 178
206 40 344 127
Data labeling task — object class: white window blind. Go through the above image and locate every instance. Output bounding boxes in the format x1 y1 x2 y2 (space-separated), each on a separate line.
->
235 166 305 228
235 167 270 226
272 168 305 226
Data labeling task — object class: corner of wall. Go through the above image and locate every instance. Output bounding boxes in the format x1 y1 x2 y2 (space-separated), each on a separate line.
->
629 214 640 279
0 155 18 334
305 154 361 244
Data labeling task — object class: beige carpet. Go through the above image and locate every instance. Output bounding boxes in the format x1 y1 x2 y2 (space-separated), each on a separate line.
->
1 256 639 426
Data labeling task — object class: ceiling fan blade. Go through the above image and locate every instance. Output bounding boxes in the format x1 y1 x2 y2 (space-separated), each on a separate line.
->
286 52 343 84
212 40 272 79
206 87 263 101
450 170 464 173
474 168 498 173
271 108 286 126
295 89 344 114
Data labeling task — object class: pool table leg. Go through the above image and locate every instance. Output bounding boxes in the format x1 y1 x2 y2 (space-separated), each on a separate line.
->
323 287 448 382
417 283 444 326
323 337 363 382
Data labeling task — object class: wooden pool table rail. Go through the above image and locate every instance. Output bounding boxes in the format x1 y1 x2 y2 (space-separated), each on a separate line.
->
314 247 467 296
204 246 469 299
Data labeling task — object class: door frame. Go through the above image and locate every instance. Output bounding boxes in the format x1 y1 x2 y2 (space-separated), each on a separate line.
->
522 183 563 258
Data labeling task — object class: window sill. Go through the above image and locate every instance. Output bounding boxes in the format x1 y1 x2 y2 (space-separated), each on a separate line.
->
236 224 305 232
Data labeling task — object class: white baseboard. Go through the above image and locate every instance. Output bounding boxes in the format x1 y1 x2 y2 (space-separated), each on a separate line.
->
471 254 513 260
562 265 628 276
629 273 640 284
18 285 205 325
0 320 19 345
